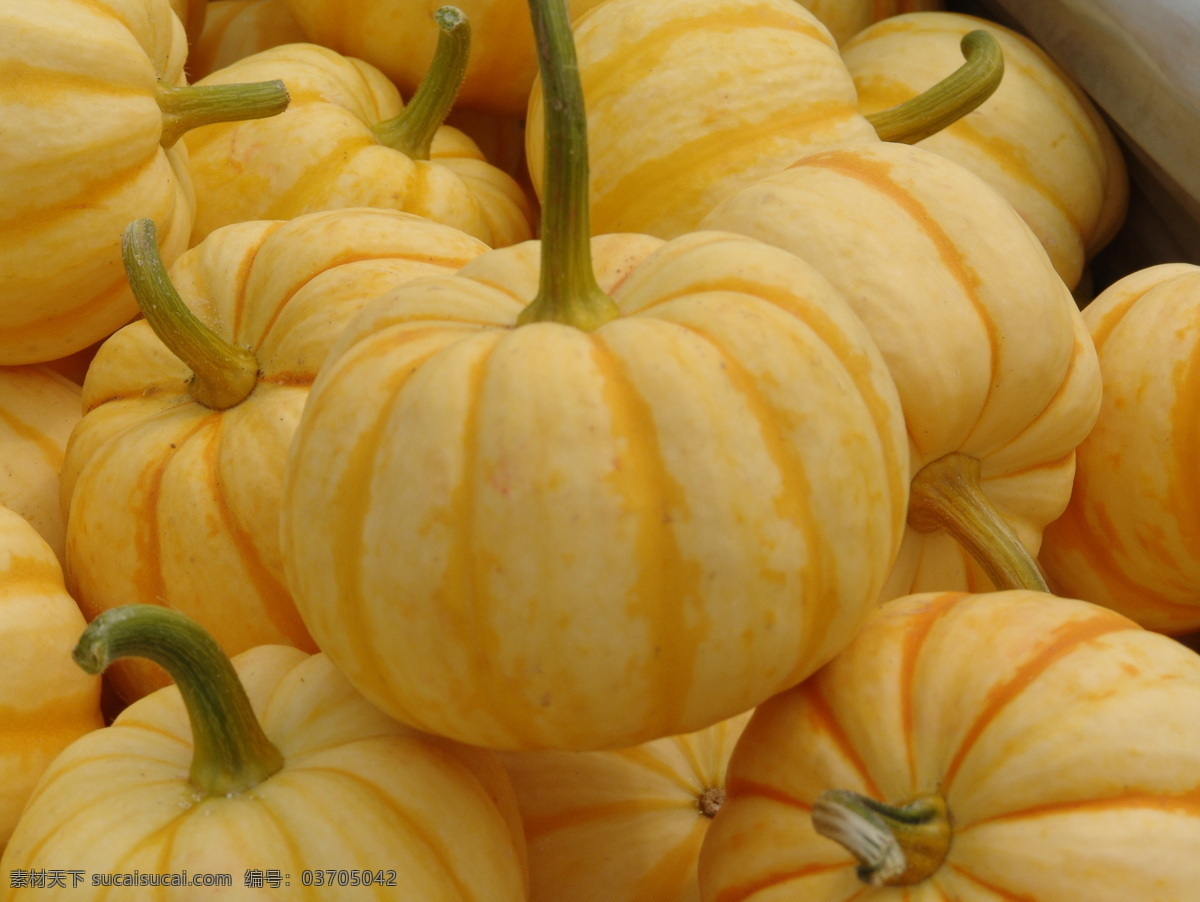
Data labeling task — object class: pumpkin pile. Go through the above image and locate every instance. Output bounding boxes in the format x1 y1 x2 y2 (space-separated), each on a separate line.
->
1 0 1197 898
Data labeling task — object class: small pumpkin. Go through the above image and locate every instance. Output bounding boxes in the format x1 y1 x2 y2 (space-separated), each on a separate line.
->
61 209 490 703
1040 263 1200 634
183 27 535 247
842 11 1129 289
0 0 289 364
187 0 307 81
698 590 1200 900
499 710 752 902
279 0 909 752
0 605 529 898
0 505 103 851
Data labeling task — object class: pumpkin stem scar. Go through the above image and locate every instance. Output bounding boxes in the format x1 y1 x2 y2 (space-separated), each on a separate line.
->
812 789 950 886
516 0 620 331
865 29 1004 145
72 605 284 798
156 79 290 148
121 218 260 410
372 7 471 160
698 786 726 818
908 452 1050 593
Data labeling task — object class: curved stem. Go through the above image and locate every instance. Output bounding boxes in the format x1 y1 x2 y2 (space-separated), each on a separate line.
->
73 605 284 798
372 7 471 160
865 30 1004 145
516 0 619 330
157 79 290 148
908 452 1049 592
121 219 259 410
812 790 950 886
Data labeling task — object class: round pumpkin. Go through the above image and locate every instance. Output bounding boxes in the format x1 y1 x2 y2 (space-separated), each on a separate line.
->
61 209 490 703
842 11 1129 290
1040 263 1200 634
698 589 1200 900
0 606 528 898
0 505 103 851
702 141 1102 599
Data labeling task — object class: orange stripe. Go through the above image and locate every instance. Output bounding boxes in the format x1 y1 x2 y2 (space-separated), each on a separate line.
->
713 863 863 902
962 787 1200 830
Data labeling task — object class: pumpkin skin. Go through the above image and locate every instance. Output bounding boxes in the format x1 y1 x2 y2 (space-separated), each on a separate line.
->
0 644 528 900
1040 264 1200 634
702 142 1102 599
842 11 1129 290
799 0 942 46
697 590 1200 900
0 0 192 365
280 0 606 118
525 0 879 240
183 42 535 247
61 208 490 703
0 367 82 566
187 0 306 80
498 710 753 902
0 506 103 851
280 230 910 751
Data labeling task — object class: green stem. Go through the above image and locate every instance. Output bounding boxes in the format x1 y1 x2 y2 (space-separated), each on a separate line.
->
908 452 1049 592
121 219 259 410
73 605 284 798
157 79 290 148
516 0 619 330
372 7 471 160
865 30 1004 145
812 790 950 886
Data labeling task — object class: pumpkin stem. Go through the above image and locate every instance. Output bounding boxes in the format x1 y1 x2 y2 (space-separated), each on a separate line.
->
515 0 619 331
121 219 259 410
372 7 471 160
72 605 284 798
865 29 1003 145
156 79 289 148
908 452 1049 592
812 789 950 886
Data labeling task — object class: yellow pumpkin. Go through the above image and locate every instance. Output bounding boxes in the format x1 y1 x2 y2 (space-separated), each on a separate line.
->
0 606 528 898
0 506 103 851
1040 263 1200 634
499 710 752 902
280 0 909 752
799 0 942 46
842 11 1129 290
0 367 82 566
698 590 1200 899
0 0 289 365
183 39 535 247
169 0 207 47
702 142 1102 599
187 0 307 80
61 209 490 703
280 0 606 117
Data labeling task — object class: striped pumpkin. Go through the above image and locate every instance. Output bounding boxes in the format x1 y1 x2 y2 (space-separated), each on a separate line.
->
699 590 1200 900
842 11 1128 290
1041 263 1200 634
499 711 752 902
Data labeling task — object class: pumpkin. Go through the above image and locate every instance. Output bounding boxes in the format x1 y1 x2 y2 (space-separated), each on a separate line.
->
169 0 207 48
187 0 307 81
524 0 1002 241
61 209 490 703
1040 263 1200 634
842 11 1129 290
499 710 752 902
279 0 910 751
0 605 529 899
799 0 942 46
0 0 289 365
279 0 606 117
697 589 1200 900
0 506 103 851
183 32 535 247
0 366 82 566
701 141 1102 599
